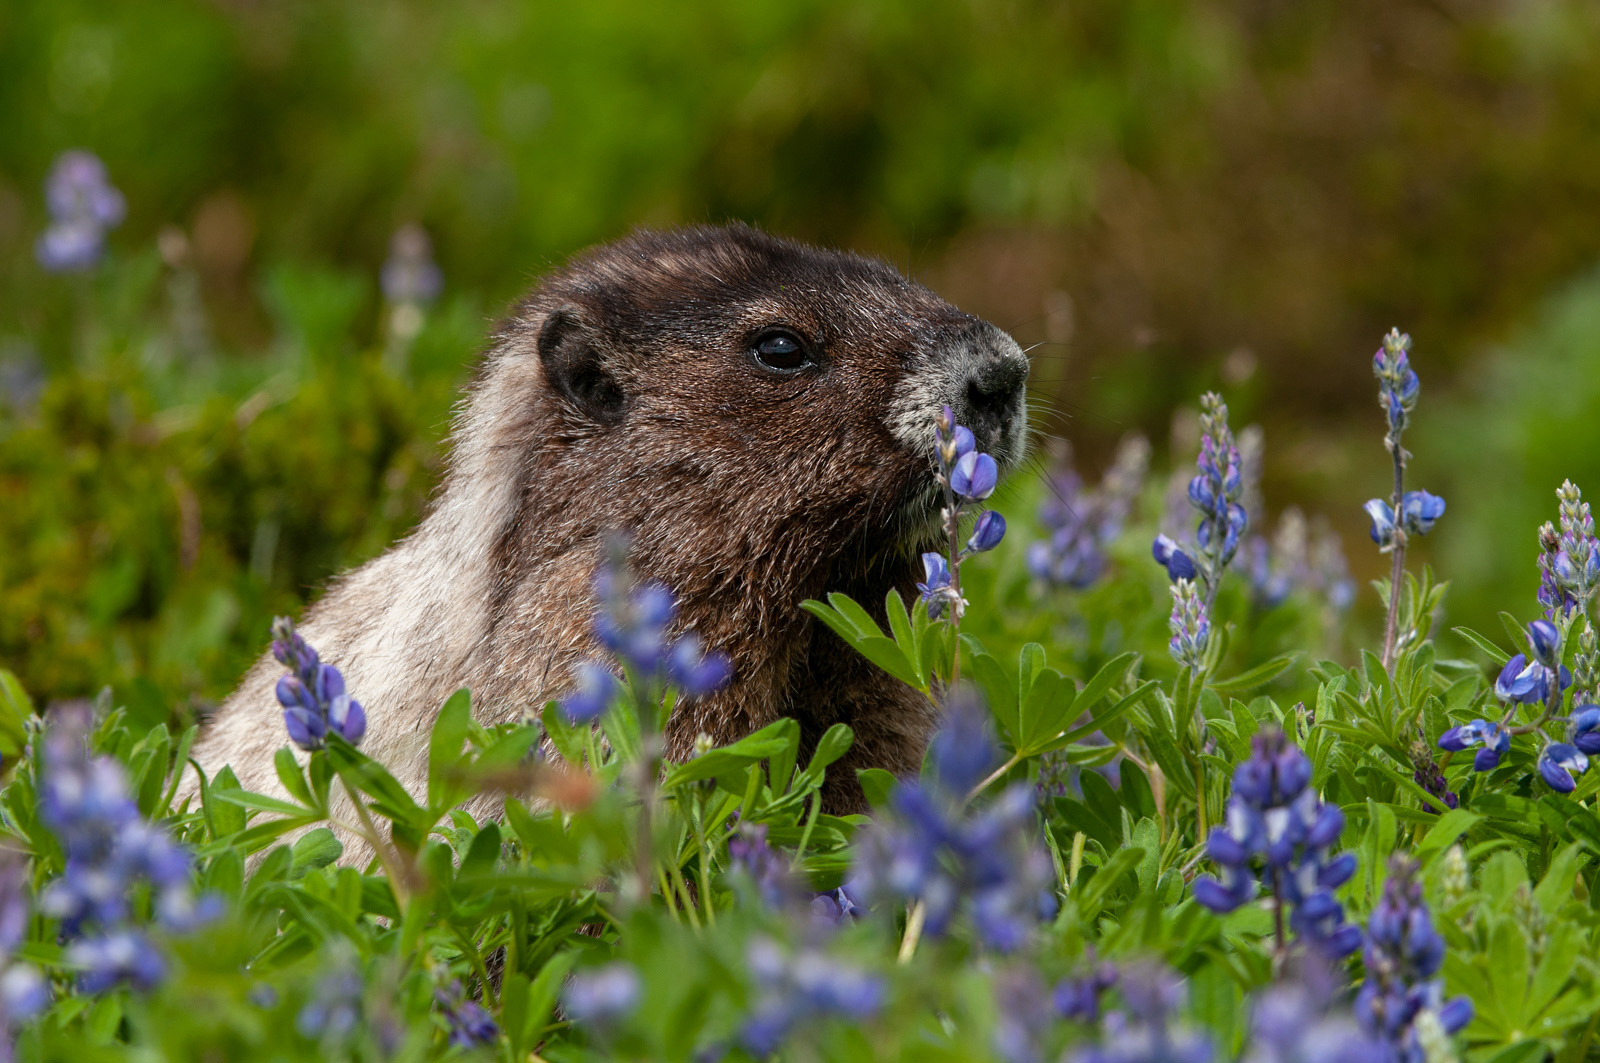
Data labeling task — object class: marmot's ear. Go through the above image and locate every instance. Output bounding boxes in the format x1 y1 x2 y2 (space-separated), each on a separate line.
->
538 305 625 425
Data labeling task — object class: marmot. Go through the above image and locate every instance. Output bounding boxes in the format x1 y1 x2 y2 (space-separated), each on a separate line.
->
192 224 1028 822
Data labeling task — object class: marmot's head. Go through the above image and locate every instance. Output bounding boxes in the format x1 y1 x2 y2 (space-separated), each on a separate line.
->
465 223 1027 655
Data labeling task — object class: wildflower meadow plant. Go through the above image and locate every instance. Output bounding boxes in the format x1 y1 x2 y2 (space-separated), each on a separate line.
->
9 321 1600 1062
35 151 124 272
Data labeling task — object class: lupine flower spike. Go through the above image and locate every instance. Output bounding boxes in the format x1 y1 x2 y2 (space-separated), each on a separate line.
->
271 618 366 750
559 546 732 724
924 404 1007 624
1356 857 1473 1058
1365 329 1446 670
1192 730 1361 958
1150 393 1246 614
36 151 125 272
1028 435 1149 590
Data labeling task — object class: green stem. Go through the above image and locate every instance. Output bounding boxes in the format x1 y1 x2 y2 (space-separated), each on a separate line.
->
897 900 927 965
965 752 1023 806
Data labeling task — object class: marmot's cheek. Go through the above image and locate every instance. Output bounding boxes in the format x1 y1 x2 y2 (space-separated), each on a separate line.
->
883 321 1029 471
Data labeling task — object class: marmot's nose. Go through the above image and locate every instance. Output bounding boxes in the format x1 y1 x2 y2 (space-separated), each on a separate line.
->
952 333 1028 455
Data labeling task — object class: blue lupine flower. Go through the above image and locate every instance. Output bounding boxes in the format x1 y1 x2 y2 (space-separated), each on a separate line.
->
566 550 731 715
380 224 443 306
434 981 498 1047
738 939 884 1056
1241 960 1383 1063
1151 393 1245 593
564 963 641 1028
1053 963 1118 1024
852 702 1056 952
69 930 165 994
1539 743 1588 793
727 823 796 909
1192 730 1360 958
1528 619 1562 668
1399 490 1446 535
917 551 960 620
297 966 365 1041
1356 857 1472 1060
0 855 48 1040
270 618 366 749
1547 482 1600 617
964 509 1006 555
1167 579 1209 670
951 450 999 502
1068 963 1216 1063
1365 499 1397 548
36 151 125 272
810 883 865 925
1494 653 1570 706
36 706 217 986
1372 329 1420 437
1028 436 1149 592
558 662 618 724
1152 534 1198 582
1439 718 1512 772
1571 705 1600 755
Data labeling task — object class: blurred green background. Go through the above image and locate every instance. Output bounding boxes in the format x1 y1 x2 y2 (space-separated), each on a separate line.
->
4 0 1600 711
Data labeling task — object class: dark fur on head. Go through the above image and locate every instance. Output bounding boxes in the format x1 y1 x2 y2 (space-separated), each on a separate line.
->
192 223 1028 826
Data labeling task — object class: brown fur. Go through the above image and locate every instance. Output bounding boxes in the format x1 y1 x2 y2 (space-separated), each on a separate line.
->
190 224 1028 843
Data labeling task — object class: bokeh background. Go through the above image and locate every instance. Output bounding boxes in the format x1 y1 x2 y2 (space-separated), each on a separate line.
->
5 0 1600 714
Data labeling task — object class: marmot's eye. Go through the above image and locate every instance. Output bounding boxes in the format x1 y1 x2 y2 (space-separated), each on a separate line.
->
751 330 814 374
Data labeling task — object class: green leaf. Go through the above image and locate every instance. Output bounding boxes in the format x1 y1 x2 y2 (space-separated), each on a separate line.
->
883 589 921 685
1207 654 1297 696
1533 842 1587 913
826 592 885 639
1497 610 1530 656
1416 809 1481 864
1076 846 1144 918
211 789 317 818
1074 651 1138 715
523 952 579 1044
290 828 343 876
428 688 473 809
796 724 854 790
0 670 35 761
273 747 315 809
1450 626 1511 666
663 718 798 789
848 636 923 688
539 699 586 768
326 737 426 829
857 768 895 809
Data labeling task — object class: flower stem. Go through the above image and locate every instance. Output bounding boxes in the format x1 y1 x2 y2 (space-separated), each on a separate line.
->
897 900 927 964
964 751 1023 806
1382 436 1407 672
339 776 410 904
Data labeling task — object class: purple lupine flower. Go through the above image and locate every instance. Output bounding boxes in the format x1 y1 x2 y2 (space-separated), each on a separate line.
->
964 509 1007 555
1029 436 1149 592
36 151 125 272
0 854 48 1046
297 966 365 1041
1538 743 1588 793
1399 490 1446 536
563 962 641 1027
810 883 865 925
1372 329 1419 438
36 706 217 972
1152 394 1245 593
851 701 1055 952
1494 653 1569 706
1241 958 1383 1063
1167 578 1209 670
1570 705 1600 755
1410 742 1458 814
270 618 365 749
380 224 443 306
1152 534 1198 582
1053 962 1118 1024
917 551 960 620
737 938 884 1056
1550 481 1600 614
434 981 498 1047
951 450 999 502
69 930 165 994
727 823 796 909
1068 963 1216 1063
575 549 731 705
1356 857 1472 1058
1192 730 1360 958
1528 619 1561 669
